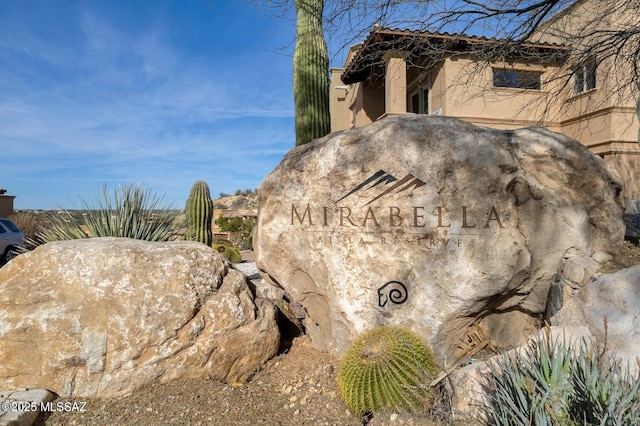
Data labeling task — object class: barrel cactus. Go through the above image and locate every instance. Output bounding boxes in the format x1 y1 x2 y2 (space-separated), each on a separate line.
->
338 326 438 415
186 181 213 246
212 241 242 264
293 0 330 146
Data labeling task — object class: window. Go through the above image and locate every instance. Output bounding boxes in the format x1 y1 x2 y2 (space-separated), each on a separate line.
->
492 69 541 90
408 87 429 114
574 60 597 94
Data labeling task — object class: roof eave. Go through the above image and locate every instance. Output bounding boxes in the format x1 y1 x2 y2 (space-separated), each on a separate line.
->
341 27 568 85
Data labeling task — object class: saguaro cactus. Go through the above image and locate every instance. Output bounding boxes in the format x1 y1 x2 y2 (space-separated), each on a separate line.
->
293 0 330 146
186 181 213 246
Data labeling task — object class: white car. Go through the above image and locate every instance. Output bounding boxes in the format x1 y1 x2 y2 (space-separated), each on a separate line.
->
0 218 25 265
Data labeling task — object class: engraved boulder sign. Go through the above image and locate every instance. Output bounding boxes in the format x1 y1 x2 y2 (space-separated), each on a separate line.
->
255 115 624 362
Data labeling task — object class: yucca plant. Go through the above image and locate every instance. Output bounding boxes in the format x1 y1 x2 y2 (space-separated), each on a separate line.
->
338 326 438 416
480 328 640 425
29 183 176 246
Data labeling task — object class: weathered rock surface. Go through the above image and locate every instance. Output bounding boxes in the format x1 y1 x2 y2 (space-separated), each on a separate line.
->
0 238 280 398
545 255 603 320
255 115 624 362
551 265 640 370
449 265 640 421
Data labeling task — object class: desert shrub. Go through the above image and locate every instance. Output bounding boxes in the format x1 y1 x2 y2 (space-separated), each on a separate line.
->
29 184 177 246
217 216 255 250
212 240 242 263
8 212 51 249
230 197 247 209
480 330 640 425
338 326 439 416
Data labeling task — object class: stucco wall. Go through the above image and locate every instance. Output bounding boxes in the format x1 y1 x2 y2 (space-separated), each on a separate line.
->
0 196 15 217
604 153 640 199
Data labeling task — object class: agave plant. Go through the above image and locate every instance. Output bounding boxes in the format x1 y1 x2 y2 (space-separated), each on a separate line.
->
481 329 640 425
29 183 177 246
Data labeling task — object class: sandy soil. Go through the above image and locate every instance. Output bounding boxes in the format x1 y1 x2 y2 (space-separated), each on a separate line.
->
42 336 442 426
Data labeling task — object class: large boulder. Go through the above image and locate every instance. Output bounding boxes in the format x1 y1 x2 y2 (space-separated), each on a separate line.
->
255 115 624 362
0 238 280 398
448 265 640 420
551 265 640 370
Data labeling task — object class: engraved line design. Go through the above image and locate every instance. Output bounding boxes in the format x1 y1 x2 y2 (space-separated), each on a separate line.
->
336 170 394 203
337 169 425 207
377 281 408 307
363 174 426 206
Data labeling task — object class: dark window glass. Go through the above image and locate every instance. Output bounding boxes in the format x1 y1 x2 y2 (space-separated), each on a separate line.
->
585 62 596 90
574 67 584 94
493 69 541 90
408 88 429 114
421 88 429 114
0 219 19 232
574 60 597 94
411 93 420 113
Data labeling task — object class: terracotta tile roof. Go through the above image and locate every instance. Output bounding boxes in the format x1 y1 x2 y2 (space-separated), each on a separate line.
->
341 26 568 85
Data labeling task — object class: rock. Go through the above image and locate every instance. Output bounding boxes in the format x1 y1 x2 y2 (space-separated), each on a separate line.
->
0 388 55 426
255 115 624 362
551 266 640 371
624 213 640 245
232 262 287 302
545 255 602 320
561 256 601 287
592 251 613 263
445 360 490 423
0 238 280 398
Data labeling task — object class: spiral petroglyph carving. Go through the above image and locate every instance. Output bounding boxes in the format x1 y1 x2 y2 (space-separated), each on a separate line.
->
377 281 408 307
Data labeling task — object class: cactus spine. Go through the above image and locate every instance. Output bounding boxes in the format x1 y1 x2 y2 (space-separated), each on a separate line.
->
338 326 438 415
293 0 330 146
186 181 213 246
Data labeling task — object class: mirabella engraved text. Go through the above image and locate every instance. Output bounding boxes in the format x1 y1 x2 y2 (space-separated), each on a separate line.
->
290 204 505 229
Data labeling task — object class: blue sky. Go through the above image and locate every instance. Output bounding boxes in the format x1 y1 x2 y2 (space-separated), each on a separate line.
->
0 0 318 210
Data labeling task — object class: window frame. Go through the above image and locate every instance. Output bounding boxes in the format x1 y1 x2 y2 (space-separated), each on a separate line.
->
407 86 429 114
492 68 542 90
574 60 597 94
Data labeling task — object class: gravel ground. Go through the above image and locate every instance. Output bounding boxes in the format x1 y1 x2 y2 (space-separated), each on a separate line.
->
42 336 442 426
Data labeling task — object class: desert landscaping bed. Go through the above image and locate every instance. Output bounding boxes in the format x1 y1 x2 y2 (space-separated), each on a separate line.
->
41 335 442 426
38 242 640 426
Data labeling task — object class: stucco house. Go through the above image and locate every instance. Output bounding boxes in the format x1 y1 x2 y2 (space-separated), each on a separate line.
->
0 189 15 217
329 0 640 206
212 208 257 241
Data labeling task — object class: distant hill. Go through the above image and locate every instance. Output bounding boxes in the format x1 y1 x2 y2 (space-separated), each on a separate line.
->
213 192 258 210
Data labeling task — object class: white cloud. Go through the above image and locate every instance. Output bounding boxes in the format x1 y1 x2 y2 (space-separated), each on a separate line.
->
1 3 297 209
